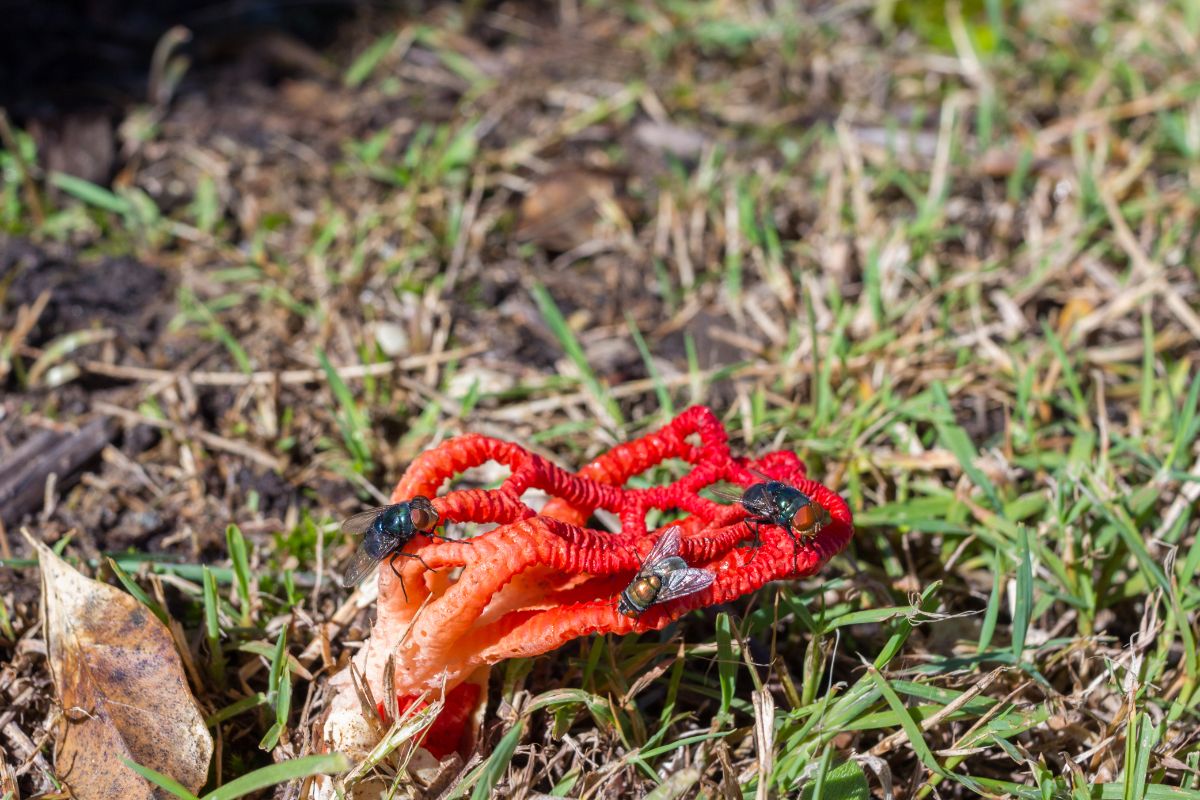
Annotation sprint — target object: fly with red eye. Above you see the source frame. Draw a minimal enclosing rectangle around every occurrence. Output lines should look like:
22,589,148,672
340,495,467,600
709,470,832,568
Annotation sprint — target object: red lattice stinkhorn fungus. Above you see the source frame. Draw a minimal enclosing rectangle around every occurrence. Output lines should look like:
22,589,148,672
319,406,852,768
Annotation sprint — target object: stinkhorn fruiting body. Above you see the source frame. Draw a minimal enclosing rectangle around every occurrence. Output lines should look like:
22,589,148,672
320,406,852,766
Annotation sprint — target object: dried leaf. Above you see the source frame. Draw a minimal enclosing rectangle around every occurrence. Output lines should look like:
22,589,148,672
28,533,213,800
515,168,628,252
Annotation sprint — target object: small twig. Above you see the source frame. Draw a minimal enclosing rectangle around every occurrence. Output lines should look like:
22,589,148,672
482,363,773,420
2,717,54,792
0,686,34,733
870,667,1005,756
92,403,282,470
0,418,116,527
297,582,376,668
1034,81,1194,151
18,342,488,388
0,290,51,383
1095,174,1200,342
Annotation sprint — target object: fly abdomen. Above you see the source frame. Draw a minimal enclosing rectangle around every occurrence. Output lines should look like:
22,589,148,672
618,575,662,617
363,529,395,560
741,482,771,511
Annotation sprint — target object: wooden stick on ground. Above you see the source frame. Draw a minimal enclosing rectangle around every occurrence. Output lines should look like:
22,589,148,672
0,418,117,528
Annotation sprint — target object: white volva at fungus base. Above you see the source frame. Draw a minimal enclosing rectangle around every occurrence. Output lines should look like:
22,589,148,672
313,615,490,799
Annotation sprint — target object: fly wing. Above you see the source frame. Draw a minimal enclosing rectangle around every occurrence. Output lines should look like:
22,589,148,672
642,526,683,566
747,467,776,483
711,485,775,518
706,486,747,504
341,544,383,588
340,507,386,535
654,568,716,603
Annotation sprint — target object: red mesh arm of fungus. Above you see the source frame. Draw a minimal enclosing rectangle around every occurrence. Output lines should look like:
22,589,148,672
324,406,852,760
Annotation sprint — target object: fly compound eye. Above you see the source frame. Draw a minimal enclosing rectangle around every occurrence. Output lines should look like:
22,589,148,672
410,505,438,531
792,503,818,532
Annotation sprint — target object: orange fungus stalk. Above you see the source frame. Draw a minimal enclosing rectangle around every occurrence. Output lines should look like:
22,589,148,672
319,406,852,762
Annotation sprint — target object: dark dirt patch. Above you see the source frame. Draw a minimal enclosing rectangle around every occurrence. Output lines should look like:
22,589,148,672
0,0,357,118
2,238,172,351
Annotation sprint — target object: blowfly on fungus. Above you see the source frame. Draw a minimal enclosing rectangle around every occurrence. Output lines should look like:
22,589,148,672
340,496,459,598
617,526,715,618
710,470,831,556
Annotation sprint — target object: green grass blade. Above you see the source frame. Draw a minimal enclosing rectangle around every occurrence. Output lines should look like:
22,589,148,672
0,596,13,641
205,693,268,727
550,769,581,797
345,31,398,87
865,667,945,778
530,282,623,428
1011,525,1034,662
202,565,229,687
1166,371,1200,472
637,730,732,761
1124,712,1161,800
266,625,288,702
1082,476,1170,593
715,611,736,724
1139,309,1155,425
807,743,834,800
50,172,131,214
626,313,673,416
317,347,373,471
121,759,200,800
225,524,253,627
202,565,221,641
107,558,169,625
801,756,870,800
468,722,524,800
930,382,1003,512
260,625,291,750
978,548,1003,654
201,754,350,800
1042,321,1088,421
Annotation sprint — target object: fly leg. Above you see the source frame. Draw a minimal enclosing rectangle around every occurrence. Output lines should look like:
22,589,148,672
396,552,438,572
426,531,472,545
387,552,440,603
781,527,802,574
736,518,766,562
386,556,409,604
747,520,761,563
421,518,472,545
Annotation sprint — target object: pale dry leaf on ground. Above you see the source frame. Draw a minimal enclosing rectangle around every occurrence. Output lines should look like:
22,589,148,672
515,168,633,252
27,532,213,800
